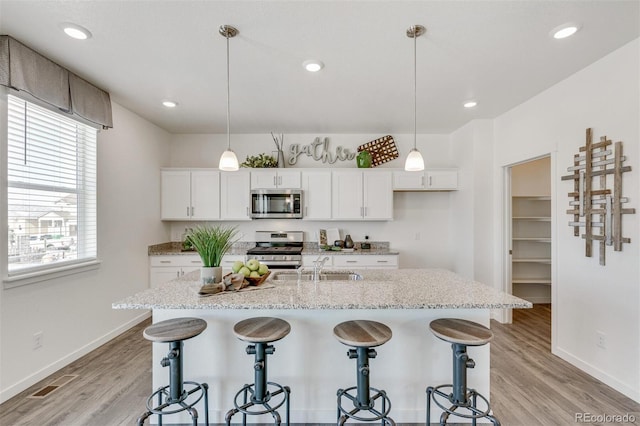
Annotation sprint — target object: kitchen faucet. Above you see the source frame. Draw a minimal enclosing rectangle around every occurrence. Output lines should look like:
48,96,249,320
312,256,330,282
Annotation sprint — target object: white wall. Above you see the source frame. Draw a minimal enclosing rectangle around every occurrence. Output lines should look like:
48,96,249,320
0,102,172,402
492,38,640,402
165,133,458,269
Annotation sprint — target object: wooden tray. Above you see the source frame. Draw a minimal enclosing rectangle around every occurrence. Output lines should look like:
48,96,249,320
246,271,271,286
358,135,399,167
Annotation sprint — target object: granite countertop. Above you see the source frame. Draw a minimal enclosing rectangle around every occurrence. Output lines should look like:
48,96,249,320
113,269,531,310
148,242,399,256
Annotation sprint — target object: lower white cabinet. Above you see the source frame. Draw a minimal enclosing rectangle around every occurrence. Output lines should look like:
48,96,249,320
302,254,398,270
149,255,203,288
149,254,246,288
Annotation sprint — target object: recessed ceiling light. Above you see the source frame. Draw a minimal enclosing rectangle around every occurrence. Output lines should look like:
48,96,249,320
463,101,478,108
60,23,92,40
162,100,178,108
303,60,324,72
551,23,580,39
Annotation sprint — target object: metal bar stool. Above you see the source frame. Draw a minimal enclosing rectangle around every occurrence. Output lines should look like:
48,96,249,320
426,318,500,426
137,317,209,426
225,317,291,425
334,320,395,426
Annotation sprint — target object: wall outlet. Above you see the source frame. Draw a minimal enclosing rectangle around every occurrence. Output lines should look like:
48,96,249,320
33,331,43,350
596,331,606,349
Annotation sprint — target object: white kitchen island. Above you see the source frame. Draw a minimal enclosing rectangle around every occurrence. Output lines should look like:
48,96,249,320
113,269,530,423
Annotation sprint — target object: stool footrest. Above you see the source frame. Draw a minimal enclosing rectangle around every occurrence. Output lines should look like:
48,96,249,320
427,385,500,425
226,382,290,424
337,386,394,424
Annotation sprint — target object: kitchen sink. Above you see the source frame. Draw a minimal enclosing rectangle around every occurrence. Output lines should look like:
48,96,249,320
271,271,363,281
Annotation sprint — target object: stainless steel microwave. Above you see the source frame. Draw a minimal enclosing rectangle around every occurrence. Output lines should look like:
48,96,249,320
250,189,303,219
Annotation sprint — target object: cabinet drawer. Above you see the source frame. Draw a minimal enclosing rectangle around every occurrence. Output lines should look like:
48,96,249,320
332,255,398,268
150,255,202,267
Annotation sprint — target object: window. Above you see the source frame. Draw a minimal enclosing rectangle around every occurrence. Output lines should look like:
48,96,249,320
7,95,97,277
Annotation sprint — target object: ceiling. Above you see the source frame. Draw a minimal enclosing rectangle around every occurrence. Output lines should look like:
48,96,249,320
0,1,638,135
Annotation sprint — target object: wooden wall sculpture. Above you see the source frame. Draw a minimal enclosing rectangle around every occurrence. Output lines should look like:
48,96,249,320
561,128,635,265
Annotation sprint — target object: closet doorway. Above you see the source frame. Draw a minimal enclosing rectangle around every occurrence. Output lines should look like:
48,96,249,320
510,156,552,306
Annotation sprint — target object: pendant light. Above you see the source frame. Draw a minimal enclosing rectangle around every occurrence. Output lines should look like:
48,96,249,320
218,25,239,171
404,25,426,172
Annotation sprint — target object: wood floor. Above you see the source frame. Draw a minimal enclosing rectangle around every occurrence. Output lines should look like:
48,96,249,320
0,305,638,425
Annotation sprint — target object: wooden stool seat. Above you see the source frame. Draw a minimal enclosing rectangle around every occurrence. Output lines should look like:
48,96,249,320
333,320,392,347
233,317,291,343
429,318,493,346
143,317,207,343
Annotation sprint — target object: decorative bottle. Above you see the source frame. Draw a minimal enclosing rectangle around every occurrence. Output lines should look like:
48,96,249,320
344,234,354,249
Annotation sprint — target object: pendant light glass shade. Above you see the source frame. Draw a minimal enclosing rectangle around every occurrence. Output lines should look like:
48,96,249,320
404,148,424,171
404,25,426,172
219,149,239,171
218,25,239,171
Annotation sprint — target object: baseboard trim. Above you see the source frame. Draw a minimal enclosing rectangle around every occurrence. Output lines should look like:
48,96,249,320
0,311,151,404
554,346,640,403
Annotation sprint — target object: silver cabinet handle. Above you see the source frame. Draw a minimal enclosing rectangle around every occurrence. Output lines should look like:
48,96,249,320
376,260,389,263
187,206,190,216
421,175,425,187
346,260,357,263
176,270,180,278
305,206,308,216
190,260,201,264
279,176,282,185
191,206,194,216
273,175,277,186
246,206,249,217
429,175,433,186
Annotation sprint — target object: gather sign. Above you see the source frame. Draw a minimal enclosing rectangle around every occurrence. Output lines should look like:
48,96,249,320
287,137,356,165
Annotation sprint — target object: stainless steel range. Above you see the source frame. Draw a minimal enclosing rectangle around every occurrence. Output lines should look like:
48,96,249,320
246,231,303,269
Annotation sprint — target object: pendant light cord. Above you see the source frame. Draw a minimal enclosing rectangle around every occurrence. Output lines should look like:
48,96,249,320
226,33,231,151
413,27,417,151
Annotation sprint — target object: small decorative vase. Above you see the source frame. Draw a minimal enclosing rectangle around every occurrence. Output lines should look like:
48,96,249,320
201,266,222,284
356,150,372,168
276,150,286,168
344,234,354,249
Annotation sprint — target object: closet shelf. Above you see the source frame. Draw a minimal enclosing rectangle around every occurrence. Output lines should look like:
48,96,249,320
512,237,551,242
512,279,552,285
512,258,551,264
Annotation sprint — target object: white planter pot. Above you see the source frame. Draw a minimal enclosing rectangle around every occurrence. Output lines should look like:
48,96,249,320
201,266,222,284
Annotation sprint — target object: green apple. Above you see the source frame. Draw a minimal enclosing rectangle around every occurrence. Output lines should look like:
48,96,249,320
231,260,244,273
258,263,269,276
246,259,260,271
249,271,261,278
238,266,251,277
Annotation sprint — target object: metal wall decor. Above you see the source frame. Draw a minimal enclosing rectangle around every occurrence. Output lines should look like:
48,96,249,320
287,137,356,165
561,128,635,265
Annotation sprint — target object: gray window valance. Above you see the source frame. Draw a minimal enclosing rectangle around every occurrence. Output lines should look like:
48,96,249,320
0,35,113,129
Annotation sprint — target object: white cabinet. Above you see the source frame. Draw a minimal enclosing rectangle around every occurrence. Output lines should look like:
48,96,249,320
301,171,332,220
149,255,203,288
332,171,393,220
332,255,399,269
161,170,220,220
220,171,251,220
251,170,301,189
393,169,458,191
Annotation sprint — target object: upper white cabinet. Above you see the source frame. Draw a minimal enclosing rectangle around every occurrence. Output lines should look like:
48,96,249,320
161,170,220,220
302,171,332,220
392,169,458,191
220,170,251,220
332,170,393,220
251,170,301,189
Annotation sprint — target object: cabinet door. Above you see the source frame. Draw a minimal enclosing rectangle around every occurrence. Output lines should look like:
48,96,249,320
250,171,277,189
392,171,425,190
191,171,220,220
220,171,251,220
332,171,363,220
161,171,191,220
363,172,393,220
426,170,458,190
149,267,182,288
302,171,332,220
277,171,301,189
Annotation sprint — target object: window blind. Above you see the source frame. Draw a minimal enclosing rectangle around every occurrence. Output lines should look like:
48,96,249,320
7,94,97,275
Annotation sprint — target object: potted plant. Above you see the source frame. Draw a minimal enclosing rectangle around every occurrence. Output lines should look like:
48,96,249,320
185,225,239,284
